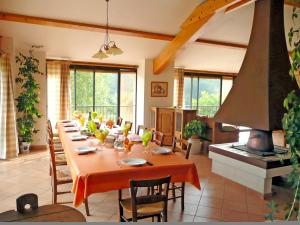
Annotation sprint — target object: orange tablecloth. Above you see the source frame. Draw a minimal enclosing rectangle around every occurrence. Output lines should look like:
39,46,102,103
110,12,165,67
57,122,200,207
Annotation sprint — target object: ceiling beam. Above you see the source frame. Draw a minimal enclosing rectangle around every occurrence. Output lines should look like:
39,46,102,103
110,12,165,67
285,0,300,7
225,0,255,13
153,14,214,74
226,0,300,13
154,0,245,74
181,0,239,29
0,11,247,51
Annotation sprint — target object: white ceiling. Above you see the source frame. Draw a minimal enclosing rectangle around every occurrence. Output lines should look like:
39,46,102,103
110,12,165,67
0,0,297,72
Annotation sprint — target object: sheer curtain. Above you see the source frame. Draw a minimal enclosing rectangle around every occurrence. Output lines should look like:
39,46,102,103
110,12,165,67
47,62,70,127
0,53,19,159
173,68,184,107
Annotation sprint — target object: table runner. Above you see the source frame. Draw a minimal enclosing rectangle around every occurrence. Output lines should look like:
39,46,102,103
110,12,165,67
57,122,200,207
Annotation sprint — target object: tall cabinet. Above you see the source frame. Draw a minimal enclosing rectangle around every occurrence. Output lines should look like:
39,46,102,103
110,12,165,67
150,107,197,145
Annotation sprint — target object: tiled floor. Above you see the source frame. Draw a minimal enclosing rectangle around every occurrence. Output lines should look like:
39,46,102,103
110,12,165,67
0,150,293,222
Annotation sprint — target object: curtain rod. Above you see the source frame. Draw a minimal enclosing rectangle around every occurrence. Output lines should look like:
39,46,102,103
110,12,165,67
47,58,138,70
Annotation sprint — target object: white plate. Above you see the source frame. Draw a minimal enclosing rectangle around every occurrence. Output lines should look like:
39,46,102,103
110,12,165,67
120,158,147,167
152,147,172,155
64,127,79,132
128,135,141,142
63,123,76,127
70,134,87,141
74,146,97,154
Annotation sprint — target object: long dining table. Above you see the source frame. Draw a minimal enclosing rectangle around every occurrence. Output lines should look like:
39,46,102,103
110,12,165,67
57,121,201,208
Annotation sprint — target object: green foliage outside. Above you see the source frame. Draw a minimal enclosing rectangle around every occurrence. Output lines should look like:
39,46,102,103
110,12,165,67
15,46,43,143
265,4,300,221
70,71,136,122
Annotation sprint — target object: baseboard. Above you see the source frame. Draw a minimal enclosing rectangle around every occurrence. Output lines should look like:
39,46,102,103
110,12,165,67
30,145,47,151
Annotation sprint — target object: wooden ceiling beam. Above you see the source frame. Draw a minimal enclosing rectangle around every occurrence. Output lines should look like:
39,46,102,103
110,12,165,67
181,0,239,29
153,14,214,74
0,11,247,50
226,0,300,13
225,0,255,13
154,0,245,74
285,0,300,8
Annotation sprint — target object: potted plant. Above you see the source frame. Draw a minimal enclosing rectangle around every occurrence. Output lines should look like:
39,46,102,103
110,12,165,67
15,46,43,153
184,120,207,154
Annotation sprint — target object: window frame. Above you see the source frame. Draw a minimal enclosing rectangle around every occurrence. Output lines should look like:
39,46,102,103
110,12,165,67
70,64,137,127
184,72,236,116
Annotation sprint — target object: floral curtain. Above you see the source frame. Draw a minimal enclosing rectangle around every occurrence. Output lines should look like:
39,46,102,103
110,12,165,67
0,54,19,159
47,62,70,127
174,68,185,107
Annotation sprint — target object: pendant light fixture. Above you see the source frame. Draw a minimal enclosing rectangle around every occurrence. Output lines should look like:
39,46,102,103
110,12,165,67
92,0,123,59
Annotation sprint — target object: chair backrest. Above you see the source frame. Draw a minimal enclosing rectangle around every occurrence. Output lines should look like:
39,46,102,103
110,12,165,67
136,125,145,135
117,117,123,126
129,176,171,219
48,138,57,182
47,119,54,139
16,193,38,214
124,121,133,131
172,137,192,159
152,131,164,146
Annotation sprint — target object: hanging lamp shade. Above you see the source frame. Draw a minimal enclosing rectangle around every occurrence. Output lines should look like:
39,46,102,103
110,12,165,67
92,50,108,59
92,0,123,59
109,44,123,56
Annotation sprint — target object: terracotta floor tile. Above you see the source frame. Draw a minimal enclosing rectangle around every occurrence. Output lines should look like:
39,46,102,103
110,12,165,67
196,205,222,220
168,212,195,222
222,209,249,222
248,213,266,222
222,200,247,213
247,203,270,215
199,196,223,209
202,189,224,199
0,150,294,222
193,216,222,222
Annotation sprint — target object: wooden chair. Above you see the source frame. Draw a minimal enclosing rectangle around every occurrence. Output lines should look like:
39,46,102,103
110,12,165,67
47,119,63,153
48,138,90,216
16,193,38,214
169,137,192,211
117,117,123,126
118,176,171,222
136,125,146,136
47,120,67,171
124,121,133,131
151,131,164,147
48,138,72,204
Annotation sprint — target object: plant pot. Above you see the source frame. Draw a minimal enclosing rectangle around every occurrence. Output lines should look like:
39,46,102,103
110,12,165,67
188,138,202,155
20,142,31,154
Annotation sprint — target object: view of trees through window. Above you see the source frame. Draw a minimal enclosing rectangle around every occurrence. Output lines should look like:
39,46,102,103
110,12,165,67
184,74,234,117
70,66,137,128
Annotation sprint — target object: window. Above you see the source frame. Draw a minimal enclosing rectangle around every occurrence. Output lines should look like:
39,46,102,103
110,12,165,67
183,73,235,117
70,65,137,128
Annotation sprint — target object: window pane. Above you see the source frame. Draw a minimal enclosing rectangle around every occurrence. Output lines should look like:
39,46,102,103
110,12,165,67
222,77,233,103
95,71,118,121
75,69,93,113
120,72,136,129
183,77,191,108
198,78,221,117
191,77,198,110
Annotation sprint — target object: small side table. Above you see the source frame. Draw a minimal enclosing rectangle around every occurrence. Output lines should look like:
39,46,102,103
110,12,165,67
0,204,86,222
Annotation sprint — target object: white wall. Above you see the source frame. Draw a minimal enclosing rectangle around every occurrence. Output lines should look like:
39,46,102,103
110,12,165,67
136,60,145,127
142,59,174,127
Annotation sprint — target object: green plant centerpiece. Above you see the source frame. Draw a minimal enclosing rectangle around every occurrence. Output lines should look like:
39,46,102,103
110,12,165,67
184,120,206,139
265,3,300,222
15,46,43,153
